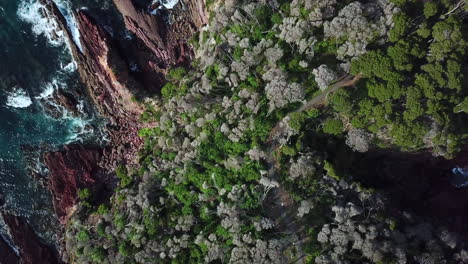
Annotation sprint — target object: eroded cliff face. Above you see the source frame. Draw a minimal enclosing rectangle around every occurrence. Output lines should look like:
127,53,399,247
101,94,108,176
113,0,208,90
0,0,207,262
44,145,103,224
20,0,207,260
36,0,207,226
38,0,145,224
2,212,62,264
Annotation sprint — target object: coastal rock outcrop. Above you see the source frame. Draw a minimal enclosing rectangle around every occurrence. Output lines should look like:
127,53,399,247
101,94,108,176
39,0,145,224
38,0,208,225
32,0,207,261
41,88,81,119
44,145,103,224
1,212,62,264
112,0,208,90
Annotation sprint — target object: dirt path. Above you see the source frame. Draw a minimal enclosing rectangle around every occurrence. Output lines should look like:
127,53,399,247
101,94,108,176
298,74,361,112
263,74,361,263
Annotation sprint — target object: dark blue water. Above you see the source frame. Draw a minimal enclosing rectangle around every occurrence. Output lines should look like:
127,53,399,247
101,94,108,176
0,0,154,249
0,0,107,246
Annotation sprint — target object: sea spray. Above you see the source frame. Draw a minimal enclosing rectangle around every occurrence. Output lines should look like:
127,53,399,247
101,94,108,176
17,0,65,47
0,0,106,250
36,80,59,99
5,88,33,108
150,0,180,15
54,0,84,52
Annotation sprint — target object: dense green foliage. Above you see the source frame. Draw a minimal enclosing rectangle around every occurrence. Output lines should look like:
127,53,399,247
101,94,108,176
341,0,468,156
65,1,468,264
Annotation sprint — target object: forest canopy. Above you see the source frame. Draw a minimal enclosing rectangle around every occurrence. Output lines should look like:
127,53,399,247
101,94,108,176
66,0,468,263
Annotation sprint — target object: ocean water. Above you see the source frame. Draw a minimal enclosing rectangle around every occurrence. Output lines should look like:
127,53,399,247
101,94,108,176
0,0,107,247
0,0,174,251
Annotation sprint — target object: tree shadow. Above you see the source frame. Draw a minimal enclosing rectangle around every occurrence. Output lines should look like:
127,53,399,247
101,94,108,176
348,147,468,241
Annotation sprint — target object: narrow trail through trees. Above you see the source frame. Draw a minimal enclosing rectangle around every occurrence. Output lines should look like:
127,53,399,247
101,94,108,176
263,74,361,263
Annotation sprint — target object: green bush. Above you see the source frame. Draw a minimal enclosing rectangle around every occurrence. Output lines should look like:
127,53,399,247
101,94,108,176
78,188,91,200
96,204,109,215
323,118,344,135
389,13,410,42
271,13,282,24
168,67,187,81
288,112,307,131
77,230,90,242
161,82,179,99
324,161,340,180
118,241,133,257
116,164,132,187
143,210,158,237
89,247,106,262
423,2,438,18
114,213,126,231
96,223,107,238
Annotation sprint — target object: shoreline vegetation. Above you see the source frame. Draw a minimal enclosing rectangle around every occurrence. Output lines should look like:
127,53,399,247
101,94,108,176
65,0,468,263
3,0,468,263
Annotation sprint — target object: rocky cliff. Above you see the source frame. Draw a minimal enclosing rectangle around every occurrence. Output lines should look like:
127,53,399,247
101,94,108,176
1,212,62,264
44,145,103,224
37,0,207,226
26,0,207,261
112,0,208,90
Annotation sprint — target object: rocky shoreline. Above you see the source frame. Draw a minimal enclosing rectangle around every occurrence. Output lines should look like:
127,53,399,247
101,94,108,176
1,212,62,264
0,0,207,263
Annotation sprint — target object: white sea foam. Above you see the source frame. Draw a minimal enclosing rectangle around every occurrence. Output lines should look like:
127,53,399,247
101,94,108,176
17,0,65,47
6,88,33,108
18,0,83,53
150,0,180,14
36,80,59,99
62,61,77,72
66,118,92,142
39,96,92,143
160,0,180,9
54,0,83,52
77,99,85,113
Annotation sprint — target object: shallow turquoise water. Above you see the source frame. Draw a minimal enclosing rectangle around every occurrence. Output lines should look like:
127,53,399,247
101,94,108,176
0,0,155,248
0,0,104,245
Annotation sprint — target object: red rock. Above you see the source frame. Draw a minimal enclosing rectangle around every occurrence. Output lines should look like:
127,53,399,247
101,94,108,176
113,0,208,90
44,145,102,224
37,0,209,226
36,0,207,258
41,89,80,119
2,212,62,264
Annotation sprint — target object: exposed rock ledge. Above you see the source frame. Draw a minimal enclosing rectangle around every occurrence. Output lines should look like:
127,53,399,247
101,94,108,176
1,212,62,264
44,145,103,224
113,0,208,90
15,0,208,261
38,0,207,226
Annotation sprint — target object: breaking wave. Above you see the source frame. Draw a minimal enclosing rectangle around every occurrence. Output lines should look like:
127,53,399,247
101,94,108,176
17,0,65,47
6,88,33,108
17,0,83,52
36,80,58,99
54,0,84,52
62,61,77,73
150,0,180,15
159,0,180,9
